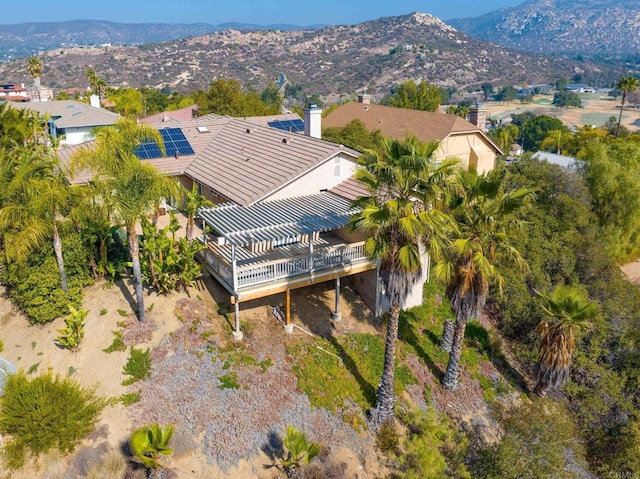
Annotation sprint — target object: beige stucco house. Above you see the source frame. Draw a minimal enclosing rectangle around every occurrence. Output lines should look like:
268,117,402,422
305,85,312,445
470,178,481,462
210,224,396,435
322,95,502,174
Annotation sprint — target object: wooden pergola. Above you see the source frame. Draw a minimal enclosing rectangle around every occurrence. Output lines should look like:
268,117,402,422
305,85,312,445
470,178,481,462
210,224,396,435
197,193,378,340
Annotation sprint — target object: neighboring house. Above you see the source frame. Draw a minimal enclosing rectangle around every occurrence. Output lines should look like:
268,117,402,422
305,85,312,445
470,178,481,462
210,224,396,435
59,110,382,339
0,83,29,102
532,151,581,169
26,83,54,102
323,95,502,174
11,97,119,145
510,143,523,156
140,105,199,124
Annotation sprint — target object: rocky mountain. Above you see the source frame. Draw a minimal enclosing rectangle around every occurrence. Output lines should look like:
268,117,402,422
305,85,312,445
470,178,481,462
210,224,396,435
449,0,640,59
0,19,323,62
0,12,601,97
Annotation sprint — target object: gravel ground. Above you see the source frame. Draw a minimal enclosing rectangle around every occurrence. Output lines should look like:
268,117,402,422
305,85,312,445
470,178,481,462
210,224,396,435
128,298,371,471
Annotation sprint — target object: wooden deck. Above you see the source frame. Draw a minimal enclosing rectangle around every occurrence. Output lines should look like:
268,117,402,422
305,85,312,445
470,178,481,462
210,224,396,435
199,232,376,302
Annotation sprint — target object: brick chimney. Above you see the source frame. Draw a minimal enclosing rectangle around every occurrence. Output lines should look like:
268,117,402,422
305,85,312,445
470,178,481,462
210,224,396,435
469,102,487,132
357,93,372,104
303,104,322,139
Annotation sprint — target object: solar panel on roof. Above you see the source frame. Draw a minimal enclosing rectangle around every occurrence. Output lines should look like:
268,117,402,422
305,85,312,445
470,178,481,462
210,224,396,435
134,127,195,160
268,119,305,133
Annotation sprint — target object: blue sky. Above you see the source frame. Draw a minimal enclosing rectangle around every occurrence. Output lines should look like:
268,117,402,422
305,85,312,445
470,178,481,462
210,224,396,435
1,0,524,26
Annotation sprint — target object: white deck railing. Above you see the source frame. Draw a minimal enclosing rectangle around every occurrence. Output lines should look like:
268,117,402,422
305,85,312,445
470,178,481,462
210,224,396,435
204,241,369,291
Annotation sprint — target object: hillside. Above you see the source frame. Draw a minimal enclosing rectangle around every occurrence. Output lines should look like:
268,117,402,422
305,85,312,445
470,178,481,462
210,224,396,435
449,0,640,59
0,12,598,97
0,19,323,63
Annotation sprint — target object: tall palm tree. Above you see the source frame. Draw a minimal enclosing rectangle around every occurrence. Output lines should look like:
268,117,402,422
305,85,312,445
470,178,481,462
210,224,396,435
27,57,43,102
183,183,212,241
72,118,180,322
0,147,71,291
615,76,639,139
349,136,459,426
435,167,535,391
533,285,598,397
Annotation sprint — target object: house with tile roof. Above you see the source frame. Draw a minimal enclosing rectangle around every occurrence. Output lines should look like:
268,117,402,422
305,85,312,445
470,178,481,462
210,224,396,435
11,99,119,145
323,95,502,174
60,110,378,339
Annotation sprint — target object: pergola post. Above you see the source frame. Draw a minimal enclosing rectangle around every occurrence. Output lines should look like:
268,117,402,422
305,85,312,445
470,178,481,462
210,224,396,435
308,240,314,272
202,218,206,244
284,288,293,334
331,276,342,321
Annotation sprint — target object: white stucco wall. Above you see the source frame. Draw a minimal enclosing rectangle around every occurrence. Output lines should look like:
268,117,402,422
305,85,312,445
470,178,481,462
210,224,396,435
261,153,358,202
61,127,95,145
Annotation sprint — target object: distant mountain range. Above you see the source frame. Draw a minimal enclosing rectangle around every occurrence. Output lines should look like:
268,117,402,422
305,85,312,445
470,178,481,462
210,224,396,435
0,12,601,98
449,0,640,59
0,20,325,62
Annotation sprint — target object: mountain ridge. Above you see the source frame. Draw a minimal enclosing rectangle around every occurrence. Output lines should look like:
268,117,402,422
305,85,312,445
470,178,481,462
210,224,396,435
0,12,608,97
448,0,640,59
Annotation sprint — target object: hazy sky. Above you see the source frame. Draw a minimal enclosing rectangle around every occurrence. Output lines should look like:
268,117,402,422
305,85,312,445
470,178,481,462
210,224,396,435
0,0,524,26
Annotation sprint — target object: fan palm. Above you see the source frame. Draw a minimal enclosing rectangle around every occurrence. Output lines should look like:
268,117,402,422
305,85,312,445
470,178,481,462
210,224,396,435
27,57,43,101
72,118,181,322
183,183,212,241
615,76,639,139
435,167,535,390
533,285,598,396
349,136,459,426
0,146,71,291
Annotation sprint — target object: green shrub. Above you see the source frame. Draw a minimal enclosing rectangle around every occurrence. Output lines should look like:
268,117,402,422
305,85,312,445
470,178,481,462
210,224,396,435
99,308,108,316
139,215,205,293
0,339,3,353
56,306,87,352
376,420,401,455
1,228,92,324
218,371,240,390
103,330,126,353
393,409,471,479
0,370,107,469
120,392,141,406
471,399,587,478
117,309,129,317
122,347,151,385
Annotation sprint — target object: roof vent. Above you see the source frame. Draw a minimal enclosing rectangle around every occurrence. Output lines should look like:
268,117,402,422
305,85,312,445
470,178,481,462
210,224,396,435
246,128,251,133
174,152,179,159
196,126,209,133
282,137,292,144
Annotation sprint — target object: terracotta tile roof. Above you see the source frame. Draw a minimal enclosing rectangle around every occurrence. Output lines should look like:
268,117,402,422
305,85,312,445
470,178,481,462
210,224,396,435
140,105,198,124
323,102,483,143
185,117,359,206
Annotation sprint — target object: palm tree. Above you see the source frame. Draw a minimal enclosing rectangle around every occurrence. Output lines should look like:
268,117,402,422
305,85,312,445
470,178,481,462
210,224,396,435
435,167,535,391
72,118,180,322
533,285,598,397
183,183,212,241
129,423,174,478
540,129,574,155
615,76,639,139
349,136,459,426
0,147,71,292
27,57,43,102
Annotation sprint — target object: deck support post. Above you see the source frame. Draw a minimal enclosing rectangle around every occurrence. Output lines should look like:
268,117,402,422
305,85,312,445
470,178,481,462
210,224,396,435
232,299,243,341
284,288,293,334
309,240,314,272
202,218,206,244
374,261,382,318
331,276,342,321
